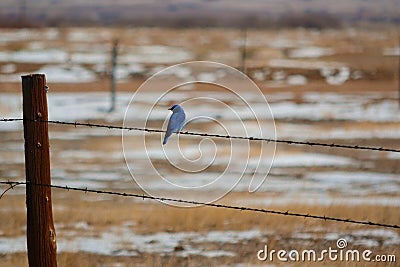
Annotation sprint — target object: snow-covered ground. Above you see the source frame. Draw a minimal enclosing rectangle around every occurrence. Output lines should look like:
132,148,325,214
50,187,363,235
1,225,398,256
0,27,399,260
0,226,260,256
1,91,399,132
1,28,392,87
1,91,399,201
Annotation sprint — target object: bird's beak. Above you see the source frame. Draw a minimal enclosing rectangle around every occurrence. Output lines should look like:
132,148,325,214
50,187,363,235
168,107,172,110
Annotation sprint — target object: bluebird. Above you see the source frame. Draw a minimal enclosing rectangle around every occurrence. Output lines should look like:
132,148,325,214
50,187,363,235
163,104,186,145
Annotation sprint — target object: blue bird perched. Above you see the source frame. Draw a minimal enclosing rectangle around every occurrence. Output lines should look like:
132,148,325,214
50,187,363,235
163,104,186,145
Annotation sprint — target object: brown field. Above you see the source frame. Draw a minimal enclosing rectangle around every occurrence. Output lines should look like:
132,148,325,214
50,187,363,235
0,192,399,266
0,26,399,266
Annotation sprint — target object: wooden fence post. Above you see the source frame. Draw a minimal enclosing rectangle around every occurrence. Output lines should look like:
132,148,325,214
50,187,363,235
22,74,57,267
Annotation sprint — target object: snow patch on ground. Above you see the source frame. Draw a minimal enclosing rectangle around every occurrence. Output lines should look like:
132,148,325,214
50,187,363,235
288,46,334,58
0,49,68,63
383,47,400,56
0,228,261,257
39,65,97,83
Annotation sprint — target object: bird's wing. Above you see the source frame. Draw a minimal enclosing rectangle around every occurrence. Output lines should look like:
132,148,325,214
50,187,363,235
167,113,179,132
163,113,179,144
163,109,186,145
175,110,186,131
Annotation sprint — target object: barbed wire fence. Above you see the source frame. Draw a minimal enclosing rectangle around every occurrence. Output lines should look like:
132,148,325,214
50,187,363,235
2,118,400,153
0,181,399,229
1,117,400,229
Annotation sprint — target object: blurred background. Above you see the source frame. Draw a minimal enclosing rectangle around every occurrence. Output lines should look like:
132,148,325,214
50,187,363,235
0,1,399,266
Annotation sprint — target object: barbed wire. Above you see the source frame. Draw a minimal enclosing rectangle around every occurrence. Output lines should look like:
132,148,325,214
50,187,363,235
0,181,399,229
1,118,400,153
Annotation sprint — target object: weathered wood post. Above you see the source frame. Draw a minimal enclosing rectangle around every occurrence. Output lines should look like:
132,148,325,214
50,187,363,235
22,74,57,266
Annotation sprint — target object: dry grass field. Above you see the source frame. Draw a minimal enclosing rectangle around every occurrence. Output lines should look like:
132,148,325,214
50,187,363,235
0,26,399,266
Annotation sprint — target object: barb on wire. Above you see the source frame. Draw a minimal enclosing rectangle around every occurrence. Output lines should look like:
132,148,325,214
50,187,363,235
0,181,17,200
0,181,399,229
0,118,23,122
1,118,400,153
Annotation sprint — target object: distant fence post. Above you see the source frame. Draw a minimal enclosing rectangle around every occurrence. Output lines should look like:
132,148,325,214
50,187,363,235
22,74,58,267
240,28,247,74
109,38,119,113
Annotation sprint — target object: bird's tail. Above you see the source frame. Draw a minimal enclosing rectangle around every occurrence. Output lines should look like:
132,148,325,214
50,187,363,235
163,135,170,145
